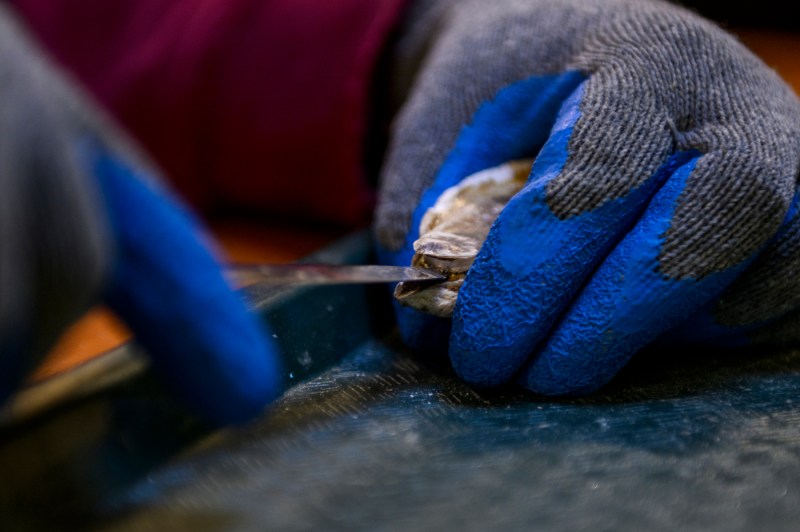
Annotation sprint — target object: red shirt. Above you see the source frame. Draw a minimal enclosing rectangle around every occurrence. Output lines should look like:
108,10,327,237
12,0,408,226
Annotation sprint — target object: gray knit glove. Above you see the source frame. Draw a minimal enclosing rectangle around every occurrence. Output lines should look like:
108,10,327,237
375,0,800,395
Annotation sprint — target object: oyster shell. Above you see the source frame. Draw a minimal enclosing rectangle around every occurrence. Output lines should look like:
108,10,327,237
394,160,533,317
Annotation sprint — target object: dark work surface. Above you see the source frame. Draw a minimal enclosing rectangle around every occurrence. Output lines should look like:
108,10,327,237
96,341,800,532
3,232,800,531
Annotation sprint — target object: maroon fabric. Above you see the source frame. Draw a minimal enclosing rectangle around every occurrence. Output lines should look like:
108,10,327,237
12,0,408,226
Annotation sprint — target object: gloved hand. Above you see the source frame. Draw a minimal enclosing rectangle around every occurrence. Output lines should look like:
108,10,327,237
375,0,800,395
0,7,280,425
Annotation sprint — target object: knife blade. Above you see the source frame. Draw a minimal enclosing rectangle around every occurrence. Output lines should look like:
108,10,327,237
226,264,447,288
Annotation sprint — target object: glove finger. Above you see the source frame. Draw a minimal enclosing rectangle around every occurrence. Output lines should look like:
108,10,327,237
85,140,281,426
450,79,677,387
378,70,586,267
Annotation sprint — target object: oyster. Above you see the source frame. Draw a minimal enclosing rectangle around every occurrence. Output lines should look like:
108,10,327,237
394,160,533,317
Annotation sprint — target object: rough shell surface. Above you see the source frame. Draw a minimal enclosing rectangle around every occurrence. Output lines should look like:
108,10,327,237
394,160,532,317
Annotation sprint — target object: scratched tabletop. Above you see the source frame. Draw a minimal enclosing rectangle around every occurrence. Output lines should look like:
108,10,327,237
101,331,800,531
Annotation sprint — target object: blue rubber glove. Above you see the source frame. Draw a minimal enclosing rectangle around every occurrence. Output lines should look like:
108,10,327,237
0,8,280,425
375,0,800,394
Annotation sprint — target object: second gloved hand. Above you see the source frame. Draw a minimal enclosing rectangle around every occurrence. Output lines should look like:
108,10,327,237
0,7,280,425
375,0,800,394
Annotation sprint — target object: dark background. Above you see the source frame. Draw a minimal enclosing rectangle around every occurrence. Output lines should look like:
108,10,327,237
679,1,799,31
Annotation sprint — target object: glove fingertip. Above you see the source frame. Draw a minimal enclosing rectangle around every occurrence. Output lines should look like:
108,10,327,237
518,342,624,397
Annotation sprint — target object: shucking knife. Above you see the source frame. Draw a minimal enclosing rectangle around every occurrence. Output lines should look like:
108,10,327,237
226,264,447,288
